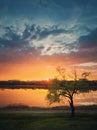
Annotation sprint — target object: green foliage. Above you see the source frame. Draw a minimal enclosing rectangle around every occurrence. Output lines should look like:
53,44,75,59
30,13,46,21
47,67,97,117
47,78,97,106
47,79,77,104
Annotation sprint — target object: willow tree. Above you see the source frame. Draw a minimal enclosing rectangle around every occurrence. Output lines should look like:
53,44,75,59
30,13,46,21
47,67,97,117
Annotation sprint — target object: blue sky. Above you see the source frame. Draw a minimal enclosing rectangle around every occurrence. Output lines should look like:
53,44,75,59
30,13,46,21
0,0,97,80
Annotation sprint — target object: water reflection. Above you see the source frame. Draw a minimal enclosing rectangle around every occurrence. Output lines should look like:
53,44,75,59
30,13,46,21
0,89,48,107
0,89,97,107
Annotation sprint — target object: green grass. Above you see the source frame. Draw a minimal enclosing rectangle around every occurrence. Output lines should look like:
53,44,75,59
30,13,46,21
0,112,97,130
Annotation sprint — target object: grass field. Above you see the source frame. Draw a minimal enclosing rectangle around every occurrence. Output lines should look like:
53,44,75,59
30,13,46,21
0,111,97,130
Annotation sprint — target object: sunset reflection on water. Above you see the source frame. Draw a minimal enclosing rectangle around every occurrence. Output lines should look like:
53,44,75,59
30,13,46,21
0,89,97,107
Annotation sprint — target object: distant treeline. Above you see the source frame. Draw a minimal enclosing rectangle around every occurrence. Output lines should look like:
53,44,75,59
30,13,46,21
0,104,97,111
0,80,49,89
0,80,97,89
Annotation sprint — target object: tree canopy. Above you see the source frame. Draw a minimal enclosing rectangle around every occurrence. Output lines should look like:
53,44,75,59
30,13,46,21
47,67,97,117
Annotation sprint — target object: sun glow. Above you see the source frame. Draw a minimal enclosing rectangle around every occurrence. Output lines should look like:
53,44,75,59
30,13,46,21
0,61,58,81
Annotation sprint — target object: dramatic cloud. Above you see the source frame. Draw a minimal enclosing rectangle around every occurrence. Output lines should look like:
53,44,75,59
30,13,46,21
0,0,97,80
0,24,78,61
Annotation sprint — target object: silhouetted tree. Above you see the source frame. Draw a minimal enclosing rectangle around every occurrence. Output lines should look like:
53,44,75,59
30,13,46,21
47,67,97,117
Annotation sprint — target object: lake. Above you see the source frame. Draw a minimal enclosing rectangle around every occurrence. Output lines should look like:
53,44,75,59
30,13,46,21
0,88,97,107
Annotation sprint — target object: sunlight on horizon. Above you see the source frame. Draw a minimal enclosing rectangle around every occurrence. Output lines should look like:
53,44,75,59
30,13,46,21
0,65,97,81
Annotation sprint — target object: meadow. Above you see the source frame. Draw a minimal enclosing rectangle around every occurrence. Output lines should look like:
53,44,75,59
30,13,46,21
0,108,97,130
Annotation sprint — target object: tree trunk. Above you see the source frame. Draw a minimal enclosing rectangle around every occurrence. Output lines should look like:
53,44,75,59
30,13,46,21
69,96,75,117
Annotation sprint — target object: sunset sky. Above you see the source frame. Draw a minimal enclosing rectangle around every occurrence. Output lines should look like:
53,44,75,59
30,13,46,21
0,0,97,80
